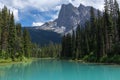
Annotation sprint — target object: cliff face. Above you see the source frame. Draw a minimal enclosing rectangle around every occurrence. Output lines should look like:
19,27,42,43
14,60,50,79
36,3,99,34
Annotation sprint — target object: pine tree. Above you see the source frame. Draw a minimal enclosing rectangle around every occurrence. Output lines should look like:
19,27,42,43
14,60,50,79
23,28,31,58
8,12,16,58
89,7,96,53
76,25,81,59
0,6,12,59
61,35,66,58
1,6,9,54
15,23,23,58
0,11,3,57
71,30,76,59
65,34,72,58
118,12,120,41
104,0,111,55
84,22,90,56
114,0,119,43
108,0,114,55
96,10,104,60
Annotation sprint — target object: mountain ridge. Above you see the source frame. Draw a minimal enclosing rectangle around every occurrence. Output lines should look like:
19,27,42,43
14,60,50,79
34,3,100,34
26,3,101,45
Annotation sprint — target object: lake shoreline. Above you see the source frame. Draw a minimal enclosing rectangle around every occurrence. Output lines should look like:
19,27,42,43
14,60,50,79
0,58,120,66
0,57,56,66
0,58,33,66
68,59,120,66
57,58,120,66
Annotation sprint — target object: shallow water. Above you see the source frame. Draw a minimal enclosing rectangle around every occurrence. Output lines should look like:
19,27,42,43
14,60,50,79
0,59,120,80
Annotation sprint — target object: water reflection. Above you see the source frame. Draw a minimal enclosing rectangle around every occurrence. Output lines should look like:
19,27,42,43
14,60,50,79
0,59,120,80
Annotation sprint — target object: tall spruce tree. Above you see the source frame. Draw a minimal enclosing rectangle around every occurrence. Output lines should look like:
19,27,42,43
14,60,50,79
104,0,111,55
23,28,31,58
118,11,120,41
76,25,81,59
61,35,66,58
72,30,76,59
89,7,96,53
0,11,3,57
8,12,16,59
15,23,23,58
65,33,72,58
114,0,119,43
1,6,9,54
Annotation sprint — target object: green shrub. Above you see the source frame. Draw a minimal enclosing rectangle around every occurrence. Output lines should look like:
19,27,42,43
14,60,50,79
83,52,97,62
100,55,108,63
110,55,120,63
83,55,89,61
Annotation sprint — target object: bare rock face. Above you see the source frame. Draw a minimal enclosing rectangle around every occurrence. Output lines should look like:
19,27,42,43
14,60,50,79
36,3,99,34
56,3,80,31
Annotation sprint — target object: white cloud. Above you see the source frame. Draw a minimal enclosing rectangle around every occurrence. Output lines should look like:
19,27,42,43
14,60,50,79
0,2,4,9
32,22,44,26
1,0,120,12
0,2,19,21
53,5,61,11
0,0,120,26
0,0,62,11
10,8,19,21
69,0,104,10
69,0,120,10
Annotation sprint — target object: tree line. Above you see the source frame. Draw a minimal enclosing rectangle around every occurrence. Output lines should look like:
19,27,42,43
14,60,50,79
0,6,32,61
61,0,120,63
31,43,61,58
0,6,62,61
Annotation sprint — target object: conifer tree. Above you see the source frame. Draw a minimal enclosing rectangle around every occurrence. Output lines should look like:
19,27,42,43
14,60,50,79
65,34,72,58
15,23,23,58
0,11,3,56
23,28,31,58
76,25,81,59
8,12,16,59
89,7,96,53
72,30,76,59
61,35,66,57
1,6,9,53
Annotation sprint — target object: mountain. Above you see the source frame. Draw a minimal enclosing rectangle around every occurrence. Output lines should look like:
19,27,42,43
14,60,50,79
35,3,99,34
27,4,100,45
26,27,62,46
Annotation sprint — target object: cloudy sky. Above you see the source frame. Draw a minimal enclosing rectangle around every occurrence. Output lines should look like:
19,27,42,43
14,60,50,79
0,0,120,26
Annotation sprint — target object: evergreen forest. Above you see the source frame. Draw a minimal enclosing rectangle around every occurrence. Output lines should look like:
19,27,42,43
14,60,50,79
61,0,120,63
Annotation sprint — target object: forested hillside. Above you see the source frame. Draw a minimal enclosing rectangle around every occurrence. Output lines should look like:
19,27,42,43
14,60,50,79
26,27,61,46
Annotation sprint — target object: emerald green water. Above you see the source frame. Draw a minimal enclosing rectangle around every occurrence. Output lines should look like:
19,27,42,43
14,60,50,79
0,59,120,80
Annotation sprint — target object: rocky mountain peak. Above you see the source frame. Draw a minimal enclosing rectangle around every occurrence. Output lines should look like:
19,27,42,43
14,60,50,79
56,3,80,31
36,3,100,34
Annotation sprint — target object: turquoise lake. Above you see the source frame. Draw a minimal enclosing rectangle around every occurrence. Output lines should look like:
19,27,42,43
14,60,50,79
0,59,120,80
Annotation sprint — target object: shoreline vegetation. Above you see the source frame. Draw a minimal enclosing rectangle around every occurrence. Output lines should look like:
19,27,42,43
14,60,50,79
69,59,120,66
59,58,120,66
0,57,55,66
0,57,120,66
0,57,32,65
